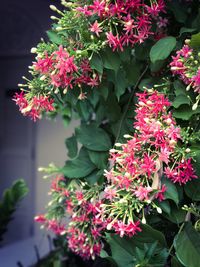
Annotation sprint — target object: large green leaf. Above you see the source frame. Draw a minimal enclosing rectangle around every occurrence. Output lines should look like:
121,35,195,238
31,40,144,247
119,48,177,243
88,150,108,169
173,95,190,108
150,36,176,63
106,224,167,267
76,123,112,151
65,135,78,159
173,105,200,120
62,147,96,178
174,222,200,267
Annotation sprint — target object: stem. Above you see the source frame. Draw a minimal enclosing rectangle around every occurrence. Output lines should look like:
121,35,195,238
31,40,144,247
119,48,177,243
168,222,185,256
168,211,190,256
115,64,149,143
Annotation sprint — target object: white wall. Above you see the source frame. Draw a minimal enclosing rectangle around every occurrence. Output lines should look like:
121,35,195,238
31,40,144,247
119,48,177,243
34,117,79,235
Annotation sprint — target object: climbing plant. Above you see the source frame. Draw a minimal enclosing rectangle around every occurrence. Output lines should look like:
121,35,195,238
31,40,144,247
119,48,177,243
15,1,200,266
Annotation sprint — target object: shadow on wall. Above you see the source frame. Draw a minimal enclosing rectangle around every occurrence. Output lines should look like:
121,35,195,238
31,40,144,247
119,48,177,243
0,0,69,247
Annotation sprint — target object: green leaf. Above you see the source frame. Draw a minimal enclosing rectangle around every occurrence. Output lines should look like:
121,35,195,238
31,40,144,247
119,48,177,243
85,170,99,184
179,27,196,37
90,53,103,74
173,80,187,97
123,59,140,86
163,177,179,205
0,179,28,242
115,68,128,100
102,48,121,72
171,256,184,267
157,200,171,215
106,224,167,267
173,95,190,108
173,105,200,120
190,32,200,49
150,36,176,63
105,92,121,122
174,222,200,267
88,150,108,169
150,60,165,73
65,135,78,159
184,179,200,201
168,2,187,23
76,100,92,121
46,30,62,45
76,123,112,151
62,147,96,178
98,83,109,100
165,205,186,224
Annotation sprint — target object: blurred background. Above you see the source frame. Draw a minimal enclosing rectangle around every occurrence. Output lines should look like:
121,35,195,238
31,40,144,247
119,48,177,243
0,0,76,265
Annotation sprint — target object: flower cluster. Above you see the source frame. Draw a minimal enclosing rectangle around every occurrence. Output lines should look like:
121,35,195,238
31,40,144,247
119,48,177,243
13,92,55,121
170,43,200,109
35,90,197,260
99,90,196,228
15,1,167,121
33,46,99,94
36,177,104,260
76,0,166,50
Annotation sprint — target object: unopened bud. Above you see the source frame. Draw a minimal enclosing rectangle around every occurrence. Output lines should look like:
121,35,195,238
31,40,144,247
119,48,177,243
50,5,57,11
185,148,191,153
30,47,37,53
115,143,122,147
192,102,198,111
123,134,132,138
110,149,117,153
157,207,162,214
166,118,172,125
142,217,146,224
106,223,113,230
50,16,58,20
56,26,63,31
185,39,191,45
40,75,46,81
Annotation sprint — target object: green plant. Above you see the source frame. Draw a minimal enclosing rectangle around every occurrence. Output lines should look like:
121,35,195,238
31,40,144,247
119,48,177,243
0,179,28,243
14,1,200,266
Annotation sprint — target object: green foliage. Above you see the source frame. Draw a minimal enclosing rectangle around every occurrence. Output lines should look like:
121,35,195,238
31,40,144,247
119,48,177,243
150,36,176,63
17,1,200,266
65,135,78,159
106,224,167,267
174,222,200,267
75,123,111,151
163,177,179,205
62,147,96,178
190,32,200,48
0,179,28,242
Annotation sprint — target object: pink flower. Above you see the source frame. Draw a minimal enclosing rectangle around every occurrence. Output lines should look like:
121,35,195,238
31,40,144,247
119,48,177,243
90,21,102,36
134,186,152,201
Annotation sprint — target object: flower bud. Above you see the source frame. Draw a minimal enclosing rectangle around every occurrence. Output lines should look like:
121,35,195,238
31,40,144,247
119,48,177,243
30,47,37,53
141,217,146,224
157,207,162,214
185,148,191,153
50,5,57,11
192,102,198,111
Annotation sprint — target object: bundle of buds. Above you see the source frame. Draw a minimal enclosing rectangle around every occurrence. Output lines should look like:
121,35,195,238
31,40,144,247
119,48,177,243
170,41,200,109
